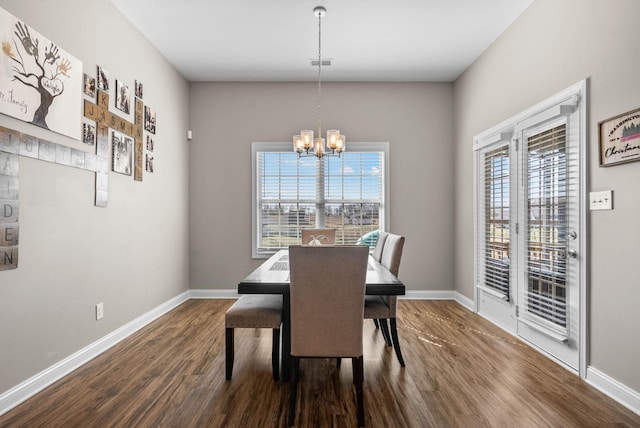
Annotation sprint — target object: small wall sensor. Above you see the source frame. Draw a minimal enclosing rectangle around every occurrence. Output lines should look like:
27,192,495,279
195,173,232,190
187,130,193,140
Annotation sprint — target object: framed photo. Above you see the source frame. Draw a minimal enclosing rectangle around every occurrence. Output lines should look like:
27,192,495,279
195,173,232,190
599,107,640,167
115,79,131,114
83,73,96,97
83,122,96,145
145,154,154,173
146,134,154,151
97,65,109,92
135,80,143,99
111,130,132,175
144,105,156,134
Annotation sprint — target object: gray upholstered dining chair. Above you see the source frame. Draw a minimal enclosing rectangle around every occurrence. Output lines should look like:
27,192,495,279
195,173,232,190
300,228,336,245
225,294,282,380
364,233,406,367
370,230,389,330
288,245,369,427
372,230,389,262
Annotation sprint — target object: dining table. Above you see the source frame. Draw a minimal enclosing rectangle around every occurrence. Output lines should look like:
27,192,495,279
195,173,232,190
237,248,405,381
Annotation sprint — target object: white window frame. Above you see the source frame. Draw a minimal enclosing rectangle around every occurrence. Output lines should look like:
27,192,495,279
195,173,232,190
251,141,389,258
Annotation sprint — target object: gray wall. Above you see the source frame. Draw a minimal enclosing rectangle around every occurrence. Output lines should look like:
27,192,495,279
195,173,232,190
454,0,640,392
0,0,189,394
188,82,455,293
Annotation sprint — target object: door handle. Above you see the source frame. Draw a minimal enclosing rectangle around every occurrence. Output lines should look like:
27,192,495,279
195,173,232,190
567,248,577,259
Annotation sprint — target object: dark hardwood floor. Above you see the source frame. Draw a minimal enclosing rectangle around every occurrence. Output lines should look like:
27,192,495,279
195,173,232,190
1,299,639,427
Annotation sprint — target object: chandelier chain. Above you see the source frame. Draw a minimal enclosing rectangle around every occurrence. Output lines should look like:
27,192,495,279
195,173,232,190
317,10,322,138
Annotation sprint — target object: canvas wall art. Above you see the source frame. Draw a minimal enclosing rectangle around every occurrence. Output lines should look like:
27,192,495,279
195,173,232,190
0,7,82,140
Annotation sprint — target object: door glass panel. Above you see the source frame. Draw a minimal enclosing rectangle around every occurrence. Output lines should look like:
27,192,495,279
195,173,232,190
484,146,510,298
526,125,567,329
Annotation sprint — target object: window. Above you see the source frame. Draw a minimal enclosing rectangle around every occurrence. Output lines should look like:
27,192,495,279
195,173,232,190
252,142,388,257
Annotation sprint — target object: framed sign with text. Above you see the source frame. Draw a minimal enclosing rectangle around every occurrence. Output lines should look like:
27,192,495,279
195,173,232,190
599,107,640,167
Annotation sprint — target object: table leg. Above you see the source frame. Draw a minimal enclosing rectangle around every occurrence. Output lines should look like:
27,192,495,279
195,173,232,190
281,292,291,381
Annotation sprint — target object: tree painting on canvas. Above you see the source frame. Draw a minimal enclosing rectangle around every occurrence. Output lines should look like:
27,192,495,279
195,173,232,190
0,7,82,139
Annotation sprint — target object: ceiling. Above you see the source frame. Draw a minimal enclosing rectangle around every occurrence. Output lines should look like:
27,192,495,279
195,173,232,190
109,0,534,82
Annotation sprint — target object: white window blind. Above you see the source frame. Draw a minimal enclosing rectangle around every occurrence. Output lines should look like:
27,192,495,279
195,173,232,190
476,143,511,300
523,124,568,329
253,142,387,256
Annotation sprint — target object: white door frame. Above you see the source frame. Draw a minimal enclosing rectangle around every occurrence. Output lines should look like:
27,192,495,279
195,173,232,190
473,79,588,378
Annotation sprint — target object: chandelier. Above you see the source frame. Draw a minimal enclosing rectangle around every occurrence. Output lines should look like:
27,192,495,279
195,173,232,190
293,6,345,159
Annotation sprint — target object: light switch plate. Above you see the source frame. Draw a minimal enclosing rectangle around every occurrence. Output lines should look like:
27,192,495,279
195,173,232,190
589,190,613,210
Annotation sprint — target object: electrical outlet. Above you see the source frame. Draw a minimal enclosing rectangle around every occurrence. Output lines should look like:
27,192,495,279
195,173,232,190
589,190,613,210
96,302,104,320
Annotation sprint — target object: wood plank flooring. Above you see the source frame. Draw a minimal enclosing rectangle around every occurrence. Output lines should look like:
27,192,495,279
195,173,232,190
1,299,639,427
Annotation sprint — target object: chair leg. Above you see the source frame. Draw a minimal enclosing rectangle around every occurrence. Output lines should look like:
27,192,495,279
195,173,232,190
337,357,342,368
378,319,392,347
288,356,300,427
373,319,379,329
225,327,234,380
389,318,405,367
272,328,280,380
354,356,365,427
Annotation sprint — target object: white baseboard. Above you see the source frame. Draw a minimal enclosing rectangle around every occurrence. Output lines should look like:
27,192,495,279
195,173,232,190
403,290,474,311
453,291,474,310
403,290,455,300
189,289,238,299
0,291,190,417
586,366,640,416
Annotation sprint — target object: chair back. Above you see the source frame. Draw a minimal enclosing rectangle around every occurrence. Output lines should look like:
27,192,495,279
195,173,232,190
372,230,389,262
379,233,405,318
289,245,369,357
381,233,405,277
301,228,336,245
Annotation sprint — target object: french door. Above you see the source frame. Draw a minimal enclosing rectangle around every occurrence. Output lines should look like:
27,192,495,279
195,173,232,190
474,82,587,374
